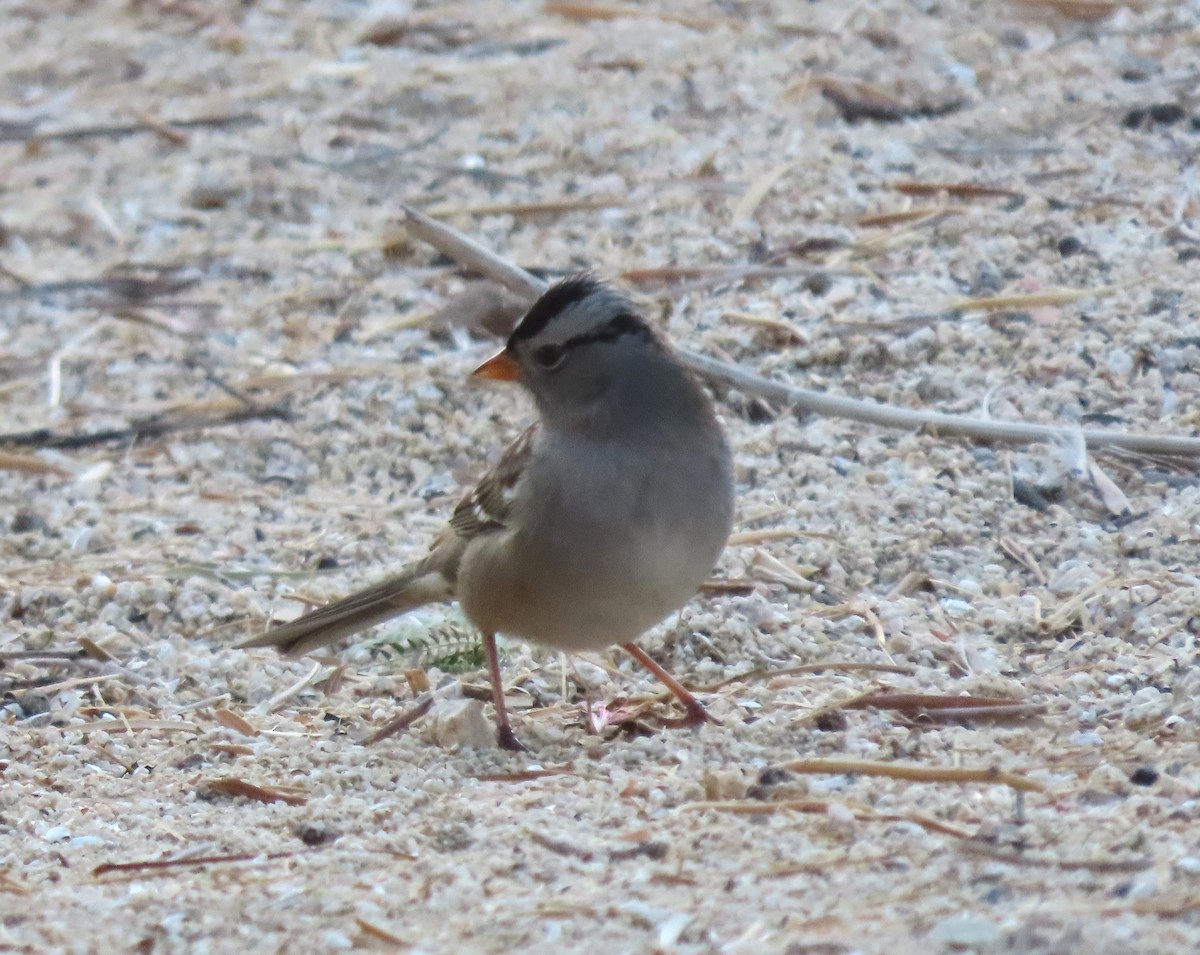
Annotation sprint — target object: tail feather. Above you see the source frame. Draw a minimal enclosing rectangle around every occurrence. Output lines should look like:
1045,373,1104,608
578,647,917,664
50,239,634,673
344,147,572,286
237,567,455,657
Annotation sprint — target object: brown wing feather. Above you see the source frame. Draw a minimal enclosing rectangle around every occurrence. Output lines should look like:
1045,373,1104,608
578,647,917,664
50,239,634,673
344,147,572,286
448,424,536,540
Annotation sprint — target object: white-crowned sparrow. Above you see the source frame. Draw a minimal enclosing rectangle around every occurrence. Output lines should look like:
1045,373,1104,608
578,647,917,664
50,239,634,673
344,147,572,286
239,274,735,749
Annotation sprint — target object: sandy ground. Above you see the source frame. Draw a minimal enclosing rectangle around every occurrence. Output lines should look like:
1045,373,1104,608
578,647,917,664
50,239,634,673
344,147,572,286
3,1,1200,952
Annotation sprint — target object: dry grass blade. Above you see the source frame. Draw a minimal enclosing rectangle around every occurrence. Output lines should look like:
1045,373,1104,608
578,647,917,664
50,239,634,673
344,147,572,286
7,661,150,692
775,757,1045,793
1037,574,1116,635
808,600,891,659
0,112,260,145
0,871,30,894
843,691,1046,723
77,637,115,662
527,829,668,862
253,661,324,716
699,578,756,595
203,777,308,806
722,310,808,344
209,743,254,757
1010,0,1123,21
1088,458,1132,515
0,271,198,305
731,161,799,223
425,197,626,218
791,687,882,727
474,766,578,782
74,718,197,734
950,287,1106,311
0,403,290,451
997,536,1049,584
360,694,434,745
900,702,1046,722
355,917,412,947
527,830,597,860
359,14,476,49
680,798,840,815
961,840,1153,872
619,264,836,285
888,813,975,839
844,691,1031,711
543,2,730,29
766,662,915,678
680,800,974,838
213,708,258,737
727,529,817,546
748,550,819,592
94,850,302,878
0,451,69,477
1103,894,1200,917
133,109,189,145
892,180,1022,200
854,207,964,229
675,662,913,698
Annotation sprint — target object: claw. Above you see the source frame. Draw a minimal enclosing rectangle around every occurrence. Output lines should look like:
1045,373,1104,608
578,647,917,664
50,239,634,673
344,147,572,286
496,725,527,752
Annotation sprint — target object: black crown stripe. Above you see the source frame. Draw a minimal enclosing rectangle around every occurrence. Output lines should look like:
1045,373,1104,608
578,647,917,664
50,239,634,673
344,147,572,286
507,273,607,345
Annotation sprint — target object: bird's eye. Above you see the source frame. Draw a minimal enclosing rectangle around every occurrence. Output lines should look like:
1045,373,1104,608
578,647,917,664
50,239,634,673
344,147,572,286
532,344,567,370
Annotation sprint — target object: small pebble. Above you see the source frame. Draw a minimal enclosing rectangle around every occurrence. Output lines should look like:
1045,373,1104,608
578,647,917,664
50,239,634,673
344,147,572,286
429,698,494,749
930,916,1001,946
1057,235,1082,257
1129,767,1159,787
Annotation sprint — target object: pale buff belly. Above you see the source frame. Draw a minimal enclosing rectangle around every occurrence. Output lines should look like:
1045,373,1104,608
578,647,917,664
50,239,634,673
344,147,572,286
456,530,712,651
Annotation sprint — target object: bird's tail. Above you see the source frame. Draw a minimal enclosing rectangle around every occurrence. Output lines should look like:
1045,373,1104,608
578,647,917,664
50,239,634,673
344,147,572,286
236,565,455,657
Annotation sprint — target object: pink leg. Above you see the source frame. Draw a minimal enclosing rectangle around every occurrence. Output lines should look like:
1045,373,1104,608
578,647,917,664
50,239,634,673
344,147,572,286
621,642,720,728
484,633,525,751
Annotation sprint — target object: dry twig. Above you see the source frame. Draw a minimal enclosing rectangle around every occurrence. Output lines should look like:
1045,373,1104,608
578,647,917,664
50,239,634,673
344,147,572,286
775,757,1045,793
842,691,1047,723
360,694,435,745
0,112,259,145
961,840,1152,872
400,204,1200,458
0,403,291,451
681,799,974,839
203,778,308,806
94,850,302,878
543,2,730,29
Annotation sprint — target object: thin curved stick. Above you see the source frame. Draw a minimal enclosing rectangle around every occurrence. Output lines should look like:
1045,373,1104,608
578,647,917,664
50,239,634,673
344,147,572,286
400,205,1200,458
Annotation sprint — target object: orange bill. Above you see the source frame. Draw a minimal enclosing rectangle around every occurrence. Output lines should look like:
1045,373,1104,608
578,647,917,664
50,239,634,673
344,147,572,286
472,349,522,381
